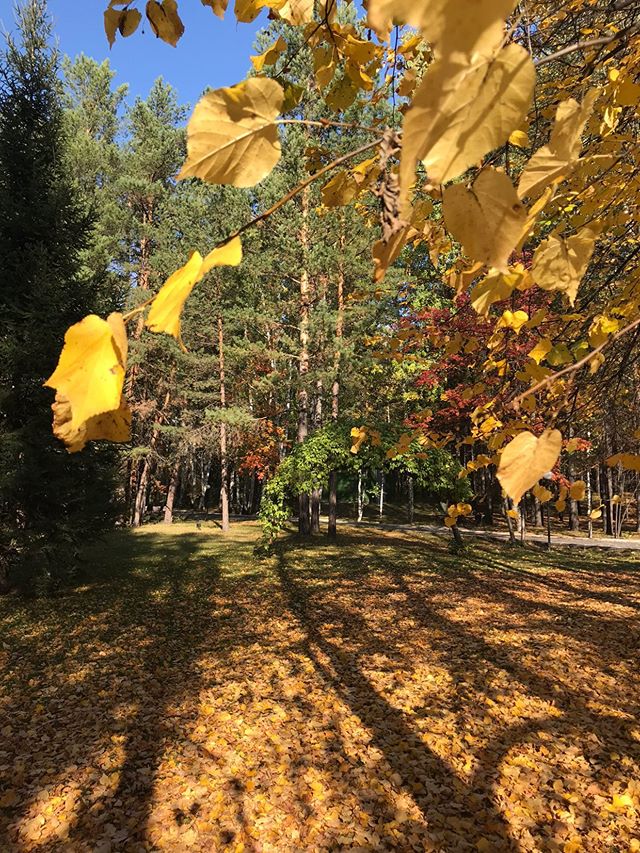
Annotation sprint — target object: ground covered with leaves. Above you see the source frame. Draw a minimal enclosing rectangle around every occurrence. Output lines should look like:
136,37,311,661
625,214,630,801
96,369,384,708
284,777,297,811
1,524,639,852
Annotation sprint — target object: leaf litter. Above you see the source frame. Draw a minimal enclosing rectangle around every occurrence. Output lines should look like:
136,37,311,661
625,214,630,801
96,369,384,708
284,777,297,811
0,523,638,851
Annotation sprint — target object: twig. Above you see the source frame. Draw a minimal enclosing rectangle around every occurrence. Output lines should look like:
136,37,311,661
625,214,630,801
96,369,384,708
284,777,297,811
278,118,385,136
511,314,640,407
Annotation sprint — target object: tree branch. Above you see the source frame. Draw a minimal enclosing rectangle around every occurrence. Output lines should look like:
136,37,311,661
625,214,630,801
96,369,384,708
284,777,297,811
511,315,640,407
534,23,639,67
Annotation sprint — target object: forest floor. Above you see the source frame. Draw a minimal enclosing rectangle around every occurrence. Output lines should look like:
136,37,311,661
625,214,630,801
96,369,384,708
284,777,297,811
1,523,639,852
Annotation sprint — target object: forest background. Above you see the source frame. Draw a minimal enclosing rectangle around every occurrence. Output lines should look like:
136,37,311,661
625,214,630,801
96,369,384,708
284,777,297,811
1,0,639,593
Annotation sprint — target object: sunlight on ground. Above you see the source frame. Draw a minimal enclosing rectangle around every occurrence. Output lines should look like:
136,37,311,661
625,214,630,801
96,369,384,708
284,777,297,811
1,524,639,851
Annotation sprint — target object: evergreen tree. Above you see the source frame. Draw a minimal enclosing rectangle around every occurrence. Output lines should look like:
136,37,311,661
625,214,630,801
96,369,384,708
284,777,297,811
0,0,117,592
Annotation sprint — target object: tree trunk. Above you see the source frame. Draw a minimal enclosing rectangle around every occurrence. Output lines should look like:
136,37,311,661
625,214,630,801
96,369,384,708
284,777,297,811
311,381,322,533
311,487,321,533
407,474,414,524
297,184,312,536
163,461,180,524
133,455,152,527
586,466,593,539
568,445,579,530
357,471,364,522
505,498,517,544
605,463,615,536
379,470,385,519
328,472,338,538
0,551,10,595
217,304,230,533
534,495,543,527
328,224,345,539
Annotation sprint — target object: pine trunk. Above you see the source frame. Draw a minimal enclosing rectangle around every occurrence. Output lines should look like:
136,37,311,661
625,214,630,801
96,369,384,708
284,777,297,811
133,455,152,527
328,224,345,539
217,303,230,532
297,185,311,536
163,461,179,524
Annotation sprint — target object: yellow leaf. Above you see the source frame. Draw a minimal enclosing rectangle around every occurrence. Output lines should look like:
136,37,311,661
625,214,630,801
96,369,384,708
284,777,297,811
563,838,582,853
589,315,618,348
325,75,358,111
616,77,640,106
145,0,184,46
531,226,598,306
45,313,127,429
497,429,562,505
372,227,410,283
589,508,602,520
506,508,518,519
610,792,634,811
546,343,573,366
528,338,552,364
444,516,457,527
146,252,205,342
201,235,243,275
52,394,131,453
104,7,121,47
569,480,586,501
508,128,528,147
443,168,526,271
555,499,566,512
276,0,313,25
532,483,553,503
178,78,283,188
251,36,287,71
104,6,142,46
518,91,597,199
607,453,640,472
400,44,534,204
367,0,516,57
497,309,528,332
234,0,264,23
398,69,416,97
120,7,142,36
470,270,514,316
321,170,358,208
201,0,228,19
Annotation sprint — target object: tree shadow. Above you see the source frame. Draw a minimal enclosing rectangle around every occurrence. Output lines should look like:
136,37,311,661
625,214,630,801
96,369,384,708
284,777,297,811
0,530,252,850
274,547,521,851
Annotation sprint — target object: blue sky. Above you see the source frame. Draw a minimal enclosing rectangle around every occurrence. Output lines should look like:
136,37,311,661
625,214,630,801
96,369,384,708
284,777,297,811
0,1,267,107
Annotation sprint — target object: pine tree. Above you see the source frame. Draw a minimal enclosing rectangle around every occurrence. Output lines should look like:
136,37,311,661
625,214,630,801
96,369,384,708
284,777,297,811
0,0,117,592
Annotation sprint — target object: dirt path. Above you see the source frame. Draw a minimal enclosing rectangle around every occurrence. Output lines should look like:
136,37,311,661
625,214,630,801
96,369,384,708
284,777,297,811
336,518,640,551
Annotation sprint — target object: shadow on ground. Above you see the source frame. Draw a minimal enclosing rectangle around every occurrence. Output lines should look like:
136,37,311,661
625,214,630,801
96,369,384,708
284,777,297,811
0,524,638,851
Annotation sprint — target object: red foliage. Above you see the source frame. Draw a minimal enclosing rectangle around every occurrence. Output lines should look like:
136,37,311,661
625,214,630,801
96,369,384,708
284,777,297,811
237,420,286,481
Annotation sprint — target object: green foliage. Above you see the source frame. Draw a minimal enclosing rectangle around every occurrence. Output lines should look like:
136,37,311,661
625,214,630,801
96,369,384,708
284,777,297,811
259,423,470,541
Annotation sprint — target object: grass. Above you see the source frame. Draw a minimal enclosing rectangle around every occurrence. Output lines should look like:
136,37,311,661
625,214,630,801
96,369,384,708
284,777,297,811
1,522,639,851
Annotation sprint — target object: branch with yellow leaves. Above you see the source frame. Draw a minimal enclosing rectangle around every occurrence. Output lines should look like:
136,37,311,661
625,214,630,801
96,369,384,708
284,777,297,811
511,314,640,408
